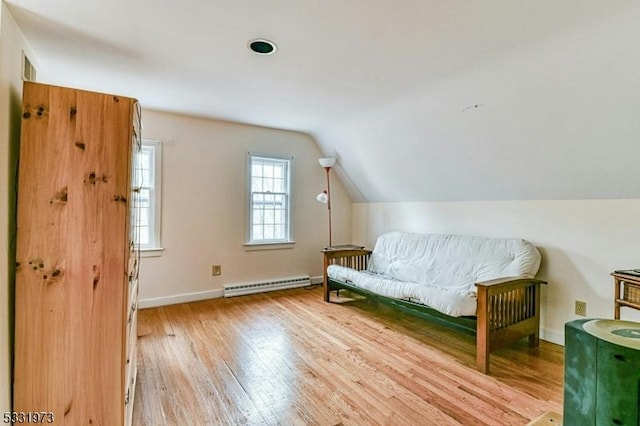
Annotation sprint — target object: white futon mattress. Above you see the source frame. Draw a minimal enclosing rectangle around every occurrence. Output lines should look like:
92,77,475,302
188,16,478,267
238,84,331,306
327,232,541,317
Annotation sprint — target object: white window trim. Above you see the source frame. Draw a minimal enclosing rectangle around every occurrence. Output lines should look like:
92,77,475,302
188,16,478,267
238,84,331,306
243,241,296,251
138,139,163,254
245,152,295,249
140,248,164,258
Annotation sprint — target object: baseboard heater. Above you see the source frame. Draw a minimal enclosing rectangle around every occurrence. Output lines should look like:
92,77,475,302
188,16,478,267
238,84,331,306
223,275,311,298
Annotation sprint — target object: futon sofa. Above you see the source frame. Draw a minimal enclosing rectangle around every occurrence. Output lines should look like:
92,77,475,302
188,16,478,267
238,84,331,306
322,231,546,374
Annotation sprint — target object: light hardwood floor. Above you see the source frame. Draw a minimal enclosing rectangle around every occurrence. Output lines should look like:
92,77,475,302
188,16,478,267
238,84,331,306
133,286,563,425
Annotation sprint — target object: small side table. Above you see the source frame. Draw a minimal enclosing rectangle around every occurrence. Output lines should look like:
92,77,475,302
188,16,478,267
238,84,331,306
612,272,640,319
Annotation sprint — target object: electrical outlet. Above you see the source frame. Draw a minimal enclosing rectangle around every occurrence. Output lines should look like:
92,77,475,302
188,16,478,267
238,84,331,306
212,264,222,276
575,300,587,316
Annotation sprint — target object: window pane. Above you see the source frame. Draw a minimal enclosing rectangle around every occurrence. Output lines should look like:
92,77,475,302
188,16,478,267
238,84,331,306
139,207,150,227
252,208,263,225
275,224,284,239
263,164,273,178
253,193,265,205
264,226,274,240
275,209,284,224
265,209,274,225
139,226,149,246
273,164,284,179
252,225,263,240
273,177,284,193
135,148,153,188
252,177,262,192
263,177,273,192
133,159,143,188
265,193,275,205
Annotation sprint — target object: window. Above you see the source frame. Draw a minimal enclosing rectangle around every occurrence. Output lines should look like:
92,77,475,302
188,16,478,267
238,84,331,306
247,153,293,245
134,140,162,253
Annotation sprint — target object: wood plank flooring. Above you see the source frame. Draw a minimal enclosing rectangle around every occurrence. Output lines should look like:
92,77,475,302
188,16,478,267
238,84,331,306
133,286,563,425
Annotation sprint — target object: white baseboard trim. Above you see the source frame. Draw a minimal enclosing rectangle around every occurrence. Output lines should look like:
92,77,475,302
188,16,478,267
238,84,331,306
139,289,224,309
139,276,324,309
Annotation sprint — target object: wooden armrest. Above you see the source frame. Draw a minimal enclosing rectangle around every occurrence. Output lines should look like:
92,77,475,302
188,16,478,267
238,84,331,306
476,277,547,288
322,249,372,260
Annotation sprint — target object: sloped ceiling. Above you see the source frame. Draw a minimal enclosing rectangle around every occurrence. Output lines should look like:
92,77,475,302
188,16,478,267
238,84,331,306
6,0,640,202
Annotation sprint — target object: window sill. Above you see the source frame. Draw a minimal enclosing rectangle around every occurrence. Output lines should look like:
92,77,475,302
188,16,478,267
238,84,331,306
244,241,296,251
140,247,165,258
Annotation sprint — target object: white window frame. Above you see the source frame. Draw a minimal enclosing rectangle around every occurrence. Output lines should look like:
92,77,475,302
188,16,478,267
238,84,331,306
246,152,294,248
135,139,163,256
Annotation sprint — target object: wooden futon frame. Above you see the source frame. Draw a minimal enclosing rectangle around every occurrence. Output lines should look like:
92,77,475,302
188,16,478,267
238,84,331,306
322,248,547,374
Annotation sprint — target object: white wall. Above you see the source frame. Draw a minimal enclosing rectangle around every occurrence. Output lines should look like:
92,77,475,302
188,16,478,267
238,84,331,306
0,2,37,411
353,200,640,345
138,109,351,305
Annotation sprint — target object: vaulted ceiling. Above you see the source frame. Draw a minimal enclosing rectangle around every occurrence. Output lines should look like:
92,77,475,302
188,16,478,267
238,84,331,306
7,0,640,202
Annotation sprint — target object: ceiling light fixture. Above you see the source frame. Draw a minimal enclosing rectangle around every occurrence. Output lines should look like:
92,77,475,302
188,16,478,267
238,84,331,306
248,39,277,55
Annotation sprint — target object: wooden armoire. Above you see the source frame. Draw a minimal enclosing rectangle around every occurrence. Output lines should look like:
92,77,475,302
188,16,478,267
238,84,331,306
14,82,141,425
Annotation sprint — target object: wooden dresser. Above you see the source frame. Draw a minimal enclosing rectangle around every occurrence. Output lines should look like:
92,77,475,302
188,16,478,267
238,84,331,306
13,82,141,425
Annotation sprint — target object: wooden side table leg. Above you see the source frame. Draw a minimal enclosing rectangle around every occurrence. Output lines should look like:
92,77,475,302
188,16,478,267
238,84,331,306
323,253,330,302
614,277,621,320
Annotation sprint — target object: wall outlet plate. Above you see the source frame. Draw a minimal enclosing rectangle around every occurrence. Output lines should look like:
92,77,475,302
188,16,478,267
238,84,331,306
212,264,222,276
575,300,587,316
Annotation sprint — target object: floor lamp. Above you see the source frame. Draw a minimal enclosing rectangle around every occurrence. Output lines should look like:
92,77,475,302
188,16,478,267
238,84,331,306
317,157,336,247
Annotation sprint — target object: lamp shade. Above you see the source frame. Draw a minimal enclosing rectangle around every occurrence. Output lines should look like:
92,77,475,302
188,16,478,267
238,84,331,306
318,157,336,168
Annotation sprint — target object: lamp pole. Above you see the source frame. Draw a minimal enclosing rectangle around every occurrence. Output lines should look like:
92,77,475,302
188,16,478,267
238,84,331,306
318,157,336,247
324,165,332,247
